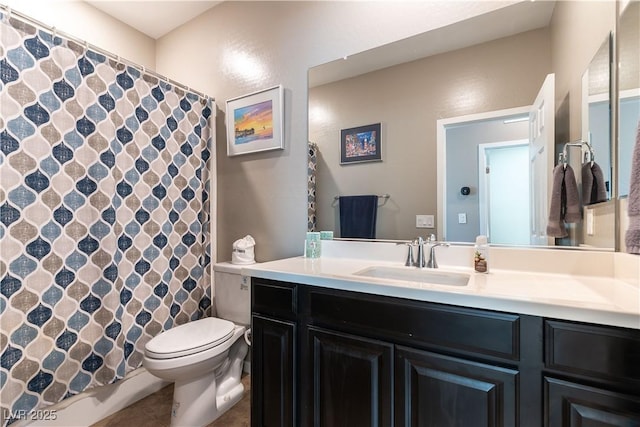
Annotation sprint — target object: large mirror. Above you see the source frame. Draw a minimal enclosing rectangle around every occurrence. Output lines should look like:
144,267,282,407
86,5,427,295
618,0,640,251
618,0,640,198
308,0,622,250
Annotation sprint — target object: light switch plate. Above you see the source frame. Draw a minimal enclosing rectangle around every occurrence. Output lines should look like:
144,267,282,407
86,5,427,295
458,213,467,224
416,215,434,228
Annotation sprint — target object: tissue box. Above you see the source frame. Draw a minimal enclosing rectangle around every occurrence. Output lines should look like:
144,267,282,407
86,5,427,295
232,235,256,264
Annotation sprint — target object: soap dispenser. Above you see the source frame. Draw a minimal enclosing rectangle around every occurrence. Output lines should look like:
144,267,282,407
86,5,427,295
474,235,489,273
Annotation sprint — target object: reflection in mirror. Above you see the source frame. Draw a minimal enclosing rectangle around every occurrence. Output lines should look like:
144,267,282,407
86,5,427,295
308,1,618,249
439,108,533,246
618,0,640,199
582,35,611,203
573,34,613,249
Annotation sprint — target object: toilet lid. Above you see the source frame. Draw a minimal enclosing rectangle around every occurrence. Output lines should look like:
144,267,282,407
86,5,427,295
145,317,235,359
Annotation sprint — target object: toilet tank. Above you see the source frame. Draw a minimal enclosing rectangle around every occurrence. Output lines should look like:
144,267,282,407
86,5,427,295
213,262,251,326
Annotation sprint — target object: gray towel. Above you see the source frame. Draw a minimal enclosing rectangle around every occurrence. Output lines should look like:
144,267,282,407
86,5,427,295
547,164,581,237
625,120,640,254
581,161,608,205
547,164,569,237
564,164,581,223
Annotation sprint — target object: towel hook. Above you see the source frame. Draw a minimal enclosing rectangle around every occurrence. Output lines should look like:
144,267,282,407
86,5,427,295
561,140,594,168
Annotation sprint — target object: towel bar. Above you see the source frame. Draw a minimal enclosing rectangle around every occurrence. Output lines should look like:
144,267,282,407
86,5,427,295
333,194,390,201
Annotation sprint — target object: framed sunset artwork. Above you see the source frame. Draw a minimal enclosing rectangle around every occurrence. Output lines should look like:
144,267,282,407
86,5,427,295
226,85,284,156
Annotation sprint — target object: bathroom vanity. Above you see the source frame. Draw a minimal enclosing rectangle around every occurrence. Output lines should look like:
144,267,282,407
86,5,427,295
245,242,640,427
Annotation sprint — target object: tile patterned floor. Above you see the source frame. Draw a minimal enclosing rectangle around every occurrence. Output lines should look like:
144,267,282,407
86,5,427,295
91,375,250,427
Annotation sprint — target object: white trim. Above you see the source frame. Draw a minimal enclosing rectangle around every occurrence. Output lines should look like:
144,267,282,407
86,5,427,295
436,105,530,241
620,88,640,100
16,368,168,427
209,108,217,270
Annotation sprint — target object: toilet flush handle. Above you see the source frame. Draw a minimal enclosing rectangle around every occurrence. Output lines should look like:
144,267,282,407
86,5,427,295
244,329,252,346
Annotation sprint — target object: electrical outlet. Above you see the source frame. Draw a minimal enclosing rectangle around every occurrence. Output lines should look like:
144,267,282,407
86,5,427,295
416,215,434,228
458,213,467,224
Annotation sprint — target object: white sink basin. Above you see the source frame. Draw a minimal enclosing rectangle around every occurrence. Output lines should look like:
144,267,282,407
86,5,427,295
354,266,470,286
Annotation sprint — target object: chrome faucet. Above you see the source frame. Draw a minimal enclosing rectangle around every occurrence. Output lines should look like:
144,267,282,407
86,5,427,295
398,241,416,266
404,242,415,266
426,241,449,268
416,235,431,268
415,234,449,268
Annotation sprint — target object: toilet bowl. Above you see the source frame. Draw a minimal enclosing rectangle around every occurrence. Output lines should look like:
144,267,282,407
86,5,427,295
143,263,250,427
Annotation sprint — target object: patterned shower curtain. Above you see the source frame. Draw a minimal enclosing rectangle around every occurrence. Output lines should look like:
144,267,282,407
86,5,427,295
0,12,212,424
308,142,317,232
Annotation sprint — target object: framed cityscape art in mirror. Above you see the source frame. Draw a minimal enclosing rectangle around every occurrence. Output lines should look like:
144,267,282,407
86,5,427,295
340,123,382,165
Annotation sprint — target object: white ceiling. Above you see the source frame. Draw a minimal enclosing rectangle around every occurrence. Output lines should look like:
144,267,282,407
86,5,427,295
85,0,222,39
310,1,556,87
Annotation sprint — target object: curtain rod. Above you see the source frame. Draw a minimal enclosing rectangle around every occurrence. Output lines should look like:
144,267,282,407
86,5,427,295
0,4,213,102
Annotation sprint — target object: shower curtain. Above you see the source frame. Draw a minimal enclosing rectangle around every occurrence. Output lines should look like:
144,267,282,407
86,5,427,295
308,142,318,232
0,12,212,424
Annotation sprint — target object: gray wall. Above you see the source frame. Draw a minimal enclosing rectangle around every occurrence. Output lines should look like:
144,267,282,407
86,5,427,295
550,1,615,141
151,0,617,261
153,1,522,261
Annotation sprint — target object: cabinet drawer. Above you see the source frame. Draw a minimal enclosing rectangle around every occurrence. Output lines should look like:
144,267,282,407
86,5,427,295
545,320,640,384
252,279,297,319
306,288,520,361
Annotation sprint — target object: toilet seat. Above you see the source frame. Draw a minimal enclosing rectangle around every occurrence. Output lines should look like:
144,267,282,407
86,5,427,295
145,317,235,359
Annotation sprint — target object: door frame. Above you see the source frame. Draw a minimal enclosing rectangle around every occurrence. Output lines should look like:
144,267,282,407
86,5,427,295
436,105,530,241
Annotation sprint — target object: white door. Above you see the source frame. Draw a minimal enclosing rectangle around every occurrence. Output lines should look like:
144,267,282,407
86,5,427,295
479,141,530,245
529,74,555,246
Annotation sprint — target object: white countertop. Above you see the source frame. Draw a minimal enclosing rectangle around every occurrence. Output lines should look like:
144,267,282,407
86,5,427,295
242,254,640,330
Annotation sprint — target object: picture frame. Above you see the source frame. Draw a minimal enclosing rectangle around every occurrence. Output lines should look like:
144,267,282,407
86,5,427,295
340,123,382,164
226,85,284,156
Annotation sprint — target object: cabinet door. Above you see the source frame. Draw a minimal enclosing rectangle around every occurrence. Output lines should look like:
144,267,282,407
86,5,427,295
251,315,296,427
306,326,393,427
545,377,640,427
395,346,518,427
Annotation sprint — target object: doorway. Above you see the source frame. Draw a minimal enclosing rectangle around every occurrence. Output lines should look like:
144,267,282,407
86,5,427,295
436,105,531,243
437,74,555,245
478,140,530,245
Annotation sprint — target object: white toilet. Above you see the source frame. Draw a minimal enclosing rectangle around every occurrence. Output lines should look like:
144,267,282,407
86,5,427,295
143,263,250,426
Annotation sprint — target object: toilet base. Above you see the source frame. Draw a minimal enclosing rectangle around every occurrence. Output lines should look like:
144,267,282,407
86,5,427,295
169,333,248,427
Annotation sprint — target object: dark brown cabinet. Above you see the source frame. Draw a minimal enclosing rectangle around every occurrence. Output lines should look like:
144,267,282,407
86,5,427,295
306,327,393,427
251,278,640,427
545,377,640,426
395,346,518,427
251,280,298,427
543,320,640,427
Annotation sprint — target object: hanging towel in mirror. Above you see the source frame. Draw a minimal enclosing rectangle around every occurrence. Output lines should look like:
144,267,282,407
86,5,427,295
564,164,581,223
547,164,569,237
625,121,640,254
339,195,378,239
547,164,580,237
581,162,608,205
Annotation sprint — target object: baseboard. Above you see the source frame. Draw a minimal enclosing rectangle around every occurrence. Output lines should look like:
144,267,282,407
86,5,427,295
14,368,169,427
